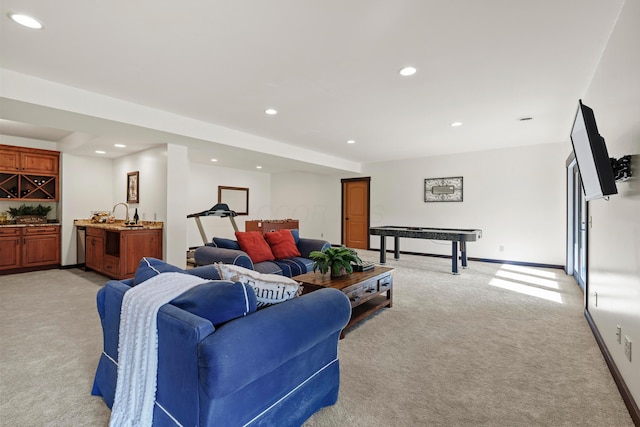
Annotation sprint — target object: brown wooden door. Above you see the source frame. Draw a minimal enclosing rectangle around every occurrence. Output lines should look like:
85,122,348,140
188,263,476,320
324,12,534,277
342,178,370,249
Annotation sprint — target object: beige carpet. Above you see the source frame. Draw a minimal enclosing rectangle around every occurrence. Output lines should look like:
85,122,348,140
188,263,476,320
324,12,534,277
0,252,634,426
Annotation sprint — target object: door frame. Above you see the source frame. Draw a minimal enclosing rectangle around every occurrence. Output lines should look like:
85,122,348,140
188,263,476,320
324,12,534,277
341,177,371,248
566,153,588,303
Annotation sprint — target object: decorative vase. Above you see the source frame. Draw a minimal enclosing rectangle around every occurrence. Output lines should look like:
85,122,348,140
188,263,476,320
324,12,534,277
330,266,347,278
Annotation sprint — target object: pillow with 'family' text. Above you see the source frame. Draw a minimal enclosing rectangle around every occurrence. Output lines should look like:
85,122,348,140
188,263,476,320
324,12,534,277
215,263,301,309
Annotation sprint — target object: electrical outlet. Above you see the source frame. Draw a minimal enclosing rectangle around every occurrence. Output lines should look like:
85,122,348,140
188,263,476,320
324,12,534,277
624,336,632,362
616,326,622,343
499,245,504,252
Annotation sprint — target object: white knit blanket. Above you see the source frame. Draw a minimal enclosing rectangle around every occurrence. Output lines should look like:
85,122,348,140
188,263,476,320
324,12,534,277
109,272,208,427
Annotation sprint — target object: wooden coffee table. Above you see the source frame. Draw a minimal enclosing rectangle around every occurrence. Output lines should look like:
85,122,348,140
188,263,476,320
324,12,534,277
295,266,393,338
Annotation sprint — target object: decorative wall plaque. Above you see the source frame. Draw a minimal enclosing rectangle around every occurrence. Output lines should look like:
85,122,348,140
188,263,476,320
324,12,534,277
424,176,463,202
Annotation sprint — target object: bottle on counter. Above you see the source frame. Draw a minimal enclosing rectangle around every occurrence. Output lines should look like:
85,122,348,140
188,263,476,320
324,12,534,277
133,208,139,224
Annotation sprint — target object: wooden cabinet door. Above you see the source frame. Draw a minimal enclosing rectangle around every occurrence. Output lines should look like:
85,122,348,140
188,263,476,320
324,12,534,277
0,148,20,172
86,233,105,272
0,229,21,270
20,152,59,174
121,229,162,278
21,226,60,267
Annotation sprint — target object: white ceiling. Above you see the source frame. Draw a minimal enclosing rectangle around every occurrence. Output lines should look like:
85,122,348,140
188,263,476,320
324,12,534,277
0,0,626,173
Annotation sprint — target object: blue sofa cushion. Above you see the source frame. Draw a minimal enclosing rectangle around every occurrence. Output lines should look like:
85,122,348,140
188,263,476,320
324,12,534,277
133,257,184,285
212,237,241,250
134,257,223,286
171,281,257,327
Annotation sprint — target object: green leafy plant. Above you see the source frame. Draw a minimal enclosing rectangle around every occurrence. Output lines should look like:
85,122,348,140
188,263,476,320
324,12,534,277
6,204,52,218
310,245,362,277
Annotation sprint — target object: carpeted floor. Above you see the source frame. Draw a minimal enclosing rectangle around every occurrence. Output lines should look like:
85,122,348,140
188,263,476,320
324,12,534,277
0,251,634,426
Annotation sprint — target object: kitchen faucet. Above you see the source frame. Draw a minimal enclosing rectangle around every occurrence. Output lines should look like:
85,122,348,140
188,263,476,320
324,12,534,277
112,203,130,223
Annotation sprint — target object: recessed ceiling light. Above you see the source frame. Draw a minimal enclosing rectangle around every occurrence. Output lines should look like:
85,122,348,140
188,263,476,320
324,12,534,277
264,108,277,115
256,165,263,169
347,140,356,144
518,116,533,121
450,121,463,127
114,144,126,148
210,158,218,162
399,66,417,77
8,13,43,29
95,150,106,154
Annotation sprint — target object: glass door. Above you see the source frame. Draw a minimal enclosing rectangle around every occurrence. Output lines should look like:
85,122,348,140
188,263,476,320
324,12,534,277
567,157,587,290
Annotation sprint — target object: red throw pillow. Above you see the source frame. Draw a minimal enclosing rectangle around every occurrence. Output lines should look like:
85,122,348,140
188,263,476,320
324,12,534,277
235,231,275,263
264,229,301,259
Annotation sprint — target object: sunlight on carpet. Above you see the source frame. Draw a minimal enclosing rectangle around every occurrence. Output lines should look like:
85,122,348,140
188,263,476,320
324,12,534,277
489,264,564,304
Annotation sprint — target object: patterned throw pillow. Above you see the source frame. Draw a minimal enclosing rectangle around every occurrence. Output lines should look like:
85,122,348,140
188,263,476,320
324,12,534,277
235,231,275,263
264,229,301,259
216,263,301,308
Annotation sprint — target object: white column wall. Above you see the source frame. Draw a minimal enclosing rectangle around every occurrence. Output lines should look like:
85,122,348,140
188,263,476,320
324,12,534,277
579,0,640,403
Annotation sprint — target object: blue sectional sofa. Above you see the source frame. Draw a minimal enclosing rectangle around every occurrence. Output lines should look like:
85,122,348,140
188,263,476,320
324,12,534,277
92,259,351,427
194,230,330,277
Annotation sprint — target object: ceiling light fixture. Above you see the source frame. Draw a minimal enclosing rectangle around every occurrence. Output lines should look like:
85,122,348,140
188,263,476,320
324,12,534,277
256,165,263,169
114,144,126,148
347,140,356,144
264,108,277,115
8,13,43,29
95,150,106,154
399,66,417,77
210,158,218,162
450,121,463,127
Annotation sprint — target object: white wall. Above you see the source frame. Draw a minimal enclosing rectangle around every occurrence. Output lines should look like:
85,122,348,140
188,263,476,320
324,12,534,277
363,143,567,265
579,0,640,404
270,172,342,242
186,162,271,247
113,145,168,224
59,153,113,265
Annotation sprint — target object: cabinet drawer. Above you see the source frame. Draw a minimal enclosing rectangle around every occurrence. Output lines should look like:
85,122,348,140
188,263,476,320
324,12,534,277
87,227,105,237
345,287,364,306
22,226,58,235
103,256,120,275
0,228,21,236
378,275,392,292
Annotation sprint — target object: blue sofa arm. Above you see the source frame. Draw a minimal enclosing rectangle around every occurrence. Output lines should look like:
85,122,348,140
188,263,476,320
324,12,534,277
297,237,331,258
199,288,350,397
194,246,254,268
196,287,351,425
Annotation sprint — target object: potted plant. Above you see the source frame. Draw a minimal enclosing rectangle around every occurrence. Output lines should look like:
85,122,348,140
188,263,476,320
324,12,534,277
309,245,363,277
6,204,52,224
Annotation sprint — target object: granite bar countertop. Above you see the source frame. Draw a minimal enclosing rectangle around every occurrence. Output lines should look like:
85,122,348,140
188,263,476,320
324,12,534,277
74,219,164,230
0,222,61,228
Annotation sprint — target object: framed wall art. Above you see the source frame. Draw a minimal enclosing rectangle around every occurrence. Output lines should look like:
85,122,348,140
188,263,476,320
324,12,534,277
424,176,463,202
218,186,249,215
127,171,139,204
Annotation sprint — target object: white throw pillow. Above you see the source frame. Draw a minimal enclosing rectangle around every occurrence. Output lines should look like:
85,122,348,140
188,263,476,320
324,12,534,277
215,263,302,308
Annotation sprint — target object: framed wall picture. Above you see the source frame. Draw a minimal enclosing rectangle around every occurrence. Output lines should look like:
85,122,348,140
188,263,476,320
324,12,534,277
424,176,463,202
127,171,139,204
218,186,249,215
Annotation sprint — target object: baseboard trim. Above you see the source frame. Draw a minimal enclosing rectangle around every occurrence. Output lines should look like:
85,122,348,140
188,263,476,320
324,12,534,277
373,249,565,270
60,263,85,270
585,309,640,425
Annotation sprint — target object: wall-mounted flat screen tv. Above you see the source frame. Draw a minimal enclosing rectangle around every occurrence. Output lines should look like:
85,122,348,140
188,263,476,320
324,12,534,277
570,100,617,201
